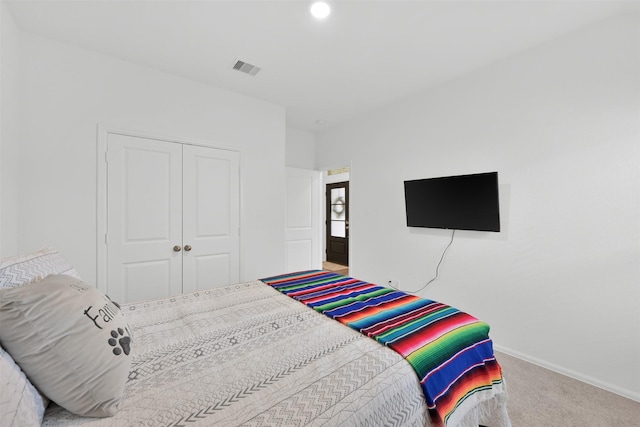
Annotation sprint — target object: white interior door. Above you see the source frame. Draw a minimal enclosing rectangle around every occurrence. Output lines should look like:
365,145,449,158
106,133,183,303
182,145,240,292
285,168,322,272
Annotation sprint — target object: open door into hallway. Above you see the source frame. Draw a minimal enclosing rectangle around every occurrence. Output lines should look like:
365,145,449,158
325,181,349,266
322,167,350,275
285,168,322,272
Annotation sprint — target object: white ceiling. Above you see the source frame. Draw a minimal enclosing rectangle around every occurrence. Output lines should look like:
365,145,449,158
5,0,639,133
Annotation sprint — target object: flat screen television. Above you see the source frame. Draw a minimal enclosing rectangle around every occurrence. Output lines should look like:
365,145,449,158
404,171,500,232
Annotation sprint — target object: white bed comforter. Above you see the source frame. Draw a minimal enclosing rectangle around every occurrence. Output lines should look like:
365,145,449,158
43,280,510,426
43,281,433,426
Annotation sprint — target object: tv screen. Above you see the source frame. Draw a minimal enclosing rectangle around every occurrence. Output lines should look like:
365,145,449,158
404,172,500,232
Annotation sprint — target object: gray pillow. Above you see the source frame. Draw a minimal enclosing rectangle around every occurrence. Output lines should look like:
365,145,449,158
0,275,132,417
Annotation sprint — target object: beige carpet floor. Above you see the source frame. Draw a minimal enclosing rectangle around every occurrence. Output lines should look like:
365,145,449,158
496,351,640,426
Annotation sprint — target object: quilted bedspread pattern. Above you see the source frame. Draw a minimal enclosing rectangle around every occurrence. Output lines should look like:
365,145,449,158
42,280,431,426
261,270,506,427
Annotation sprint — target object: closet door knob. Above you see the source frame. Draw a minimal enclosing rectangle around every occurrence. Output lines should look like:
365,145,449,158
184,245,192,252
173,245,182,252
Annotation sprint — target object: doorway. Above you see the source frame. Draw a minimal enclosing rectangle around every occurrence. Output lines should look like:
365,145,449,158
325,181,349,267
322,166,350,275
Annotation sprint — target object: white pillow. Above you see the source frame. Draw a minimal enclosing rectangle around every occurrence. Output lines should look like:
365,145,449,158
0,246,81,289
0,344,48,426
0,275,132,417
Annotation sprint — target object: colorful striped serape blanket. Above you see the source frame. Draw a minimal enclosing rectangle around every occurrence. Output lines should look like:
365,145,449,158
261,270,506,427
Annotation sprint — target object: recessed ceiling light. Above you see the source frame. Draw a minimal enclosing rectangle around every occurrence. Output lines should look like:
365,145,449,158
310,1,331,20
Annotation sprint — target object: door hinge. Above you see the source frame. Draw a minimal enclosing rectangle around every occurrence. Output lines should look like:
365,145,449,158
105,151,109,163
104,233,108,245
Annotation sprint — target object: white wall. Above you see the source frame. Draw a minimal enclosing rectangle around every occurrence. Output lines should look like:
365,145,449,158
285,127,316,169
0,1,20,257
317,14,640,400
5,30,287,282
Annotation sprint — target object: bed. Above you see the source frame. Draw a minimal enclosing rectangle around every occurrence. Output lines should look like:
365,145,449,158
1,248,511,427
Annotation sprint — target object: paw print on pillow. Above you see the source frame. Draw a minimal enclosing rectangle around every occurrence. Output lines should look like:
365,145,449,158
108,328,131,356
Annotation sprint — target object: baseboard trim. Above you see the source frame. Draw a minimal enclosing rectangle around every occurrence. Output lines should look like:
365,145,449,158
493,344,640,403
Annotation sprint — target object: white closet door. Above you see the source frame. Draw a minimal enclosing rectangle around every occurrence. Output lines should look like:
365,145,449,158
285,168,322,272
106,134,183,303
182,145,240,292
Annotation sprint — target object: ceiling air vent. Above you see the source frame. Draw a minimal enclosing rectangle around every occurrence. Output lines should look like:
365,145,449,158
232,60,261,76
